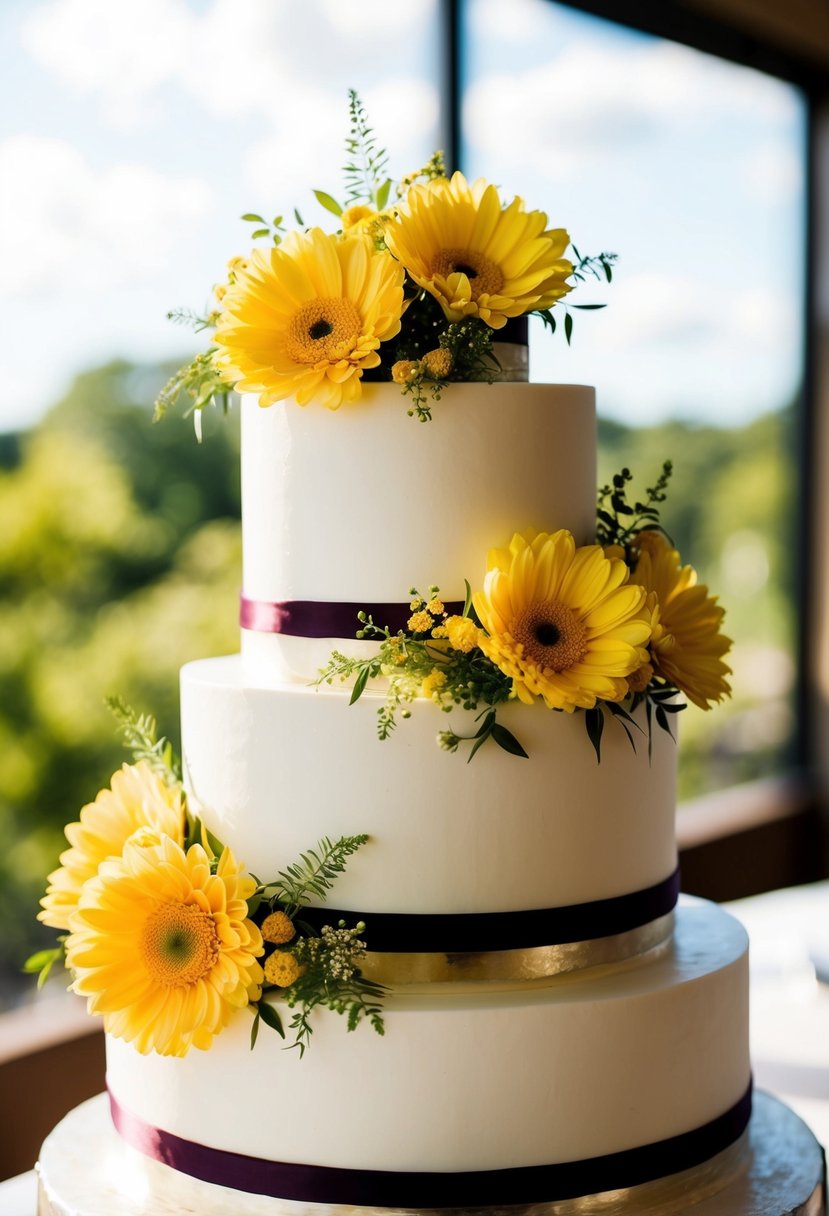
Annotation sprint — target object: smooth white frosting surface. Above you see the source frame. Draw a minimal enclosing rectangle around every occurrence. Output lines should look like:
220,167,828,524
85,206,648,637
106,900,750,1175
180,655,678,915
240,383,596,681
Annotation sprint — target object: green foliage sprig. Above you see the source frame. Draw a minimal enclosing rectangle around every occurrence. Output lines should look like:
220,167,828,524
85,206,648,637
343,87,392,209
596,461,674,551
22,944,64,989
240,209,304,246
537,247,617,346
280,923,386,1057
106,695,181,785
252,835,369,920
316,587,525,760
153,350,231,426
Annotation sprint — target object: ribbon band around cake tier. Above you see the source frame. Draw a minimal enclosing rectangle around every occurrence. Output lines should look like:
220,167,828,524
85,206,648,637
108,1081,752,1208
240,595,466,638
302,868,680,983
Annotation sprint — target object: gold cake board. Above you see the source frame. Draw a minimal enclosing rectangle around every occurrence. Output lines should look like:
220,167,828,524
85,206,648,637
37,1091,825,1216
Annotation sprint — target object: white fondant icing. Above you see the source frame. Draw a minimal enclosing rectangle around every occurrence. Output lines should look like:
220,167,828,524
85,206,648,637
240,383,596,681
180,655,678,916
105,900,750,1175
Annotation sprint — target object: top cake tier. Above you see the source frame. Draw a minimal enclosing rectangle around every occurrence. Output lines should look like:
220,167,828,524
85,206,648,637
240,382,596,683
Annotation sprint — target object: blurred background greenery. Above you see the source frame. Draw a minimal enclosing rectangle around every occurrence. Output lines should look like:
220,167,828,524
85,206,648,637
0,364,796,1006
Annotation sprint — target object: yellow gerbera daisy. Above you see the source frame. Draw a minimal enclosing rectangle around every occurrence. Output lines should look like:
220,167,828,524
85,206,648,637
629,531,732,710
384,171,573,329
39,762,184,932
472,530,651,711
66,837,264,1057
213,227,405,410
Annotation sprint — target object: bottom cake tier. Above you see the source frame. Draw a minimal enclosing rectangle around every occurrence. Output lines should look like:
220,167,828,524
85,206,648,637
102,900,750,1207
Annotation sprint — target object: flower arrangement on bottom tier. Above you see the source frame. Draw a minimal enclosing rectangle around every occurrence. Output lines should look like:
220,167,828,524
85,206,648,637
27,701,384,1058
319,464,733,760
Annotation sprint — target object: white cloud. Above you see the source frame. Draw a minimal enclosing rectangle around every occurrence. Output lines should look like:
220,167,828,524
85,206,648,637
319,0,434,39
600,272,789,353
464,39,800,180
741,142,803,204
242,76,438,211
468,0,547,43
0,134,210,300
21,0,197,128
22,0,437,132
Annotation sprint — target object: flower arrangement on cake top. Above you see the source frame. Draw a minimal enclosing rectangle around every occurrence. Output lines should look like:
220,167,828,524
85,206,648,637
156,90,614,424
27,701,385,1058
319,463,732,760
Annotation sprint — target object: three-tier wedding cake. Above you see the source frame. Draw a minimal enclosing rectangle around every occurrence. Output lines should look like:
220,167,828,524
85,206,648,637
37,113,818,1212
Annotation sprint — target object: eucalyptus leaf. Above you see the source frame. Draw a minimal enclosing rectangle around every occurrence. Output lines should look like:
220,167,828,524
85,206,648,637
350,665,370,705
490,723,529,759
250,1008,261,1050
375,178,392,210
313,189,343,217
584,707,604,762
22,948,59,974
258,1001,286,1038
241,212,265,223
564,311,573,346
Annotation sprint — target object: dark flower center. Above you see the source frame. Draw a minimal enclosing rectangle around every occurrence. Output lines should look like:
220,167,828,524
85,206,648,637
308,319,334,340
454,262,478,278
535,623,561,647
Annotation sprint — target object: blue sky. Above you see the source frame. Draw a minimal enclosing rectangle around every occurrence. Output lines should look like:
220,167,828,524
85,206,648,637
1,0,806,431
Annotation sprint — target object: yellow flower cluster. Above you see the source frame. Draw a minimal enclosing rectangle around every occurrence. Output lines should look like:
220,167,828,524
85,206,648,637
473,530,650,712
261,910,296,944
469,524,731,715
626,531,732,710
209,154,575,413
264,950,304,988
66,838,263,1057
40,763,264,1057
421,670,448,701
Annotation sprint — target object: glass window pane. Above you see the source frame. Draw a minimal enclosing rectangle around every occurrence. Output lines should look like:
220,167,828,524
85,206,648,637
461,0,807,798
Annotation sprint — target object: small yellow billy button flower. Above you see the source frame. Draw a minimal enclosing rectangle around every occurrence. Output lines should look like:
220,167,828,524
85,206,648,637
264,951,303,988
445,615,482,653
427,597,445,615
421,670,448,700
392,359,420,385
342,204,376,231
261,910,296,945
421,348,452,379
408,610,434,634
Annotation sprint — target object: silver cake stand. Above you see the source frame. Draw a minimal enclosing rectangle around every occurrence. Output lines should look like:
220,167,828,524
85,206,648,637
37,1091,825,1216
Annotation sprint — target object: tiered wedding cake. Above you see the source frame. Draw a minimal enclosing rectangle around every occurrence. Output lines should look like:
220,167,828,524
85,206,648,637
37,118,824,1212
100,382,753,1208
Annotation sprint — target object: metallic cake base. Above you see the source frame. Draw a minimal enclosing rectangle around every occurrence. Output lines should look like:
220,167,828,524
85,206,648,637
37,1090,825,1216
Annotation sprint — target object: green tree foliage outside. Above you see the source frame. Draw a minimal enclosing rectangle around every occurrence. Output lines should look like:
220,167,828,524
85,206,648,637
0,360,797,1005
0,361,241,1005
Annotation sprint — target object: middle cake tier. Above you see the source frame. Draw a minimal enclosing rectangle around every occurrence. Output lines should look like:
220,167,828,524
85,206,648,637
180,655,678,949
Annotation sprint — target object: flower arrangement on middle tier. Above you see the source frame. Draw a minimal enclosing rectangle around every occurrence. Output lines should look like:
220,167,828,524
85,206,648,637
318,464,733,760
156,90,614,425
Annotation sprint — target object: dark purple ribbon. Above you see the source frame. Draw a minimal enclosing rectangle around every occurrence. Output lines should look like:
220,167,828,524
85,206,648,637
108,1081,752,1207
240,595,465,639
299,868,680,953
